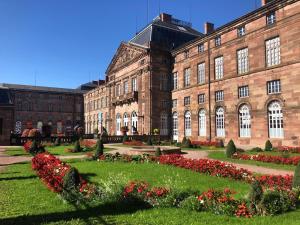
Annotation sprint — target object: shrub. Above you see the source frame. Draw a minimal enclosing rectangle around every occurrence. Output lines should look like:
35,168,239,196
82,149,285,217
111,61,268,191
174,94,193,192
94,139,104,159
181,137,187,146
179,195,203,211
29,140,45,155
122,134,129,143
258,190,290,215
61,167,81,203
226,139,237,158
218,139,225,148
249,180,263,213
181,137,192,148
265,140,273,151
73,140,82,153
147,136,153,146
155,147,162,157
250,147,263,152
54,137,61,146
293,161,300,188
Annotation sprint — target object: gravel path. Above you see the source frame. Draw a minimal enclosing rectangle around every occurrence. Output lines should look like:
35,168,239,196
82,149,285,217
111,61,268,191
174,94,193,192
0,144,294,176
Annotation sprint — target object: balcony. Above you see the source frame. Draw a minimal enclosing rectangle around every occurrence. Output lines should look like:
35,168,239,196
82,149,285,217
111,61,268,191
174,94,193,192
112,91,138,106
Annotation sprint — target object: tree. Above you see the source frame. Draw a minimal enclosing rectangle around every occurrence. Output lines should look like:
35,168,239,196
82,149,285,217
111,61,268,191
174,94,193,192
265,140,273,151
155,147,162,157
94,139,104,159
73,140,82,153
226,139,237,158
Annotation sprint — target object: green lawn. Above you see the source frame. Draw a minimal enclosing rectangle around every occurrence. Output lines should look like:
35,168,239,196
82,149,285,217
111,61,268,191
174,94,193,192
1,160,300,225
5,145,115,157
208,151,296,171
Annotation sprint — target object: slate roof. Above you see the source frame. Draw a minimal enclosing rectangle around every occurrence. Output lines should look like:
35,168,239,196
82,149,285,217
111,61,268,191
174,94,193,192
0,83,85,94
130,15,202,50
0,88,13,105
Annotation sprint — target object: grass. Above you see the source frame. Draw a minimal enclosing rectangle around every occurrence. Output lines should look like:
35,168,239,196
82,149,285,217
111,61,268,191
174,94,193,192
208,151,296,171
1,160,300,224
5,145,115,157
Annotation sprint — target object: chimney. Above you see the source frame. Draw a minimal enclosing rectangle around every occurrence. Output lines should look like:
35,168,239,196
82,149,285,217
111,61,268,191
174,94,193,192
261,0,273,6
204,22,214,34
160,13,172,23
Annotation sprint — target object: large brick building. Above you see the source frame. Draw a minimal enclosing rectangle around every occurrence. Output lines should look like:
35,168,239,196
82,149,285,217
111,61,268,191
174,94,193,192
0,83,90,145
171,0,300,147
85,0,300,148
84,13,201,135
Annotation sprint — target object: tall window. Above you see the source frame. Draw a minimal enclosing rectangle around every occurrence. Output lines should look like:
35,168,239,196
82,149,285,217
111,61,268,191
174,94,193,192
267,80,281,94
198,63,205,84
116,114,121,135
131,111,138,133
184,68,190,87
132,77,137,92
266,37,280,67
160,75,168,91
239,104,251,137
124,80,129,94
173,72,178,90
15,121,22,134
116,84,121,96
184,111,191,136
172,99,177,108
266,11,276,25
198,109,206,137
184,50,189,59
215,56,224,79
268,101,284,138
123,113,129,128
216,107,225,137
160,112,168,135
215,90,224,102
237,48,249,74
172,112,178,141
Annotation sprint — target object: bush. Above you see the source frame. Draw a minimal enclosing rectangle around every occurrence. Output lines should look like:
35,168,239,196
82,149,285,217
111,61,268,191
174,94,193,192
94,139,104,159
226,139,236,158
250,147,263,152
29,140,45,156
147,136,153,146
54,137,61,146
265,140,273,151
61,167,81,203
155,147,162,157
293,161,300,188
179,195,203,211
73,140,82,153
249,180,263,210
258,190,286,215
122,134,129,143
181,137,187,146
181,137,192,148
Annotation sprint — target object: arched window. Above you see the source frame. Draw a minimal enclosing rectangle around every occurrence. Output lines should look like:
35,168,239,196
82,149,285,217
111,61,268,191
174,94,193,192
123,113,129,129
160,112,168,135
268,101,284,138
198,109,206,137
239,104,251,137
131,111,138,134
216,107,225,137
172,112,178,141
184,111,191,136
116,113,121,135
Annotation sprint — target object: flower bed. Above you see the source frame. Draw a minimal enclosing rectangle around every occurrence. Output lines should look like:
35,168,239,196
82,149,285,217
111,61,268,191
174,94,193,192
232,152,300,166
123,140,144,146
277,146,300,153
191,140,222,147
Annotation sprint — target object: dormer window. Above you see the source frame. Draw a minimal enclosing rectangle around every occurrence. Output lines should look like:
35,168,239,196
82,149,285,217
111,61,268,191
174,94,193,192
267,11,276,25
215,36,221,47
198,43,204,53
184,50,189,59
237,26,246,37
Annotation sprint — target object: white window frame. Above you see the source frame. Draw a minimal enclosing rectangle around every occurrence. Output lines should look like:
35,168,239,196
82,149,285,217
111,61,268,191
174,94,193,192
198,109,206,137
132,77,137,92
198,62,205,84
173,72,178,90
116,114,121,135
266,37,280,67
172,112,178,141
239,104,251,138
267,12,276,25
198,94,205,104
215,91,224,102
238,86,249,98
216,107,225,137
131,111,138,134
237,26,246,37
268,101,284,138
172,99,177,108
237,48,249,74
267,80,281,94
184,68,190,87
215,56,224,79
123,113,129,128
215,36,221,47
198,43,204,53
184,111,192,137
124,80,129,94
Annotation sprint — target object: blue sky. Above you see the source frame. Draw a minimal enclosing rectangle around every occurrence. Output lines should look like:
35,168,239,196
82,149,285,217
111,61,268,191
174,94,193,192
0,0,261,88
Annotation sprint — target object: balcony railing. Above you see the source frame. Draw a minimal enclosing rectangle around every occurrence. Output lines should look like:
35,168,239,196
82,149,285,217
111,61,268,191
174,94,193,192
112,91,138,106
